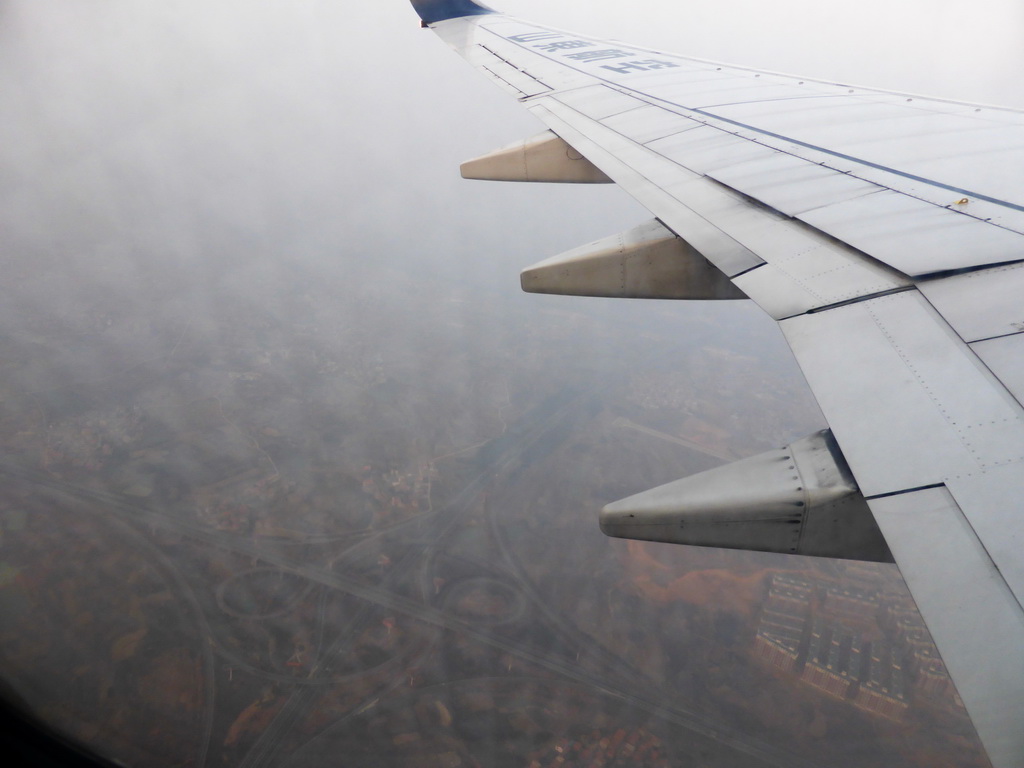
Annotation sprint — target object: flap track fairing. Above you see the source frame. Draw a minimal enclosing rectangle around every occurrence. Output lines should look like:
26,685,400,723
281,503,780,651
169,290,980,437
520,219,749,300
600,429,893,562
460,130,613,183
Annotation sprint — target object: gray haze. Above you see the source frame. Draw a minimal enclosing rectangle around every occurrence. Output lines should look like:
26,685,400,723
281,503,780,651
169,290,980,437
0,1,1014,766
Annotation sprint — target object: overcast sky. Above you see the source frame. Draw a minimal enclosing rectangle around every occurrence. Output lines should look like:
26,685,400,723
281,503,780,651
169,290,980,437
2,0,1020,291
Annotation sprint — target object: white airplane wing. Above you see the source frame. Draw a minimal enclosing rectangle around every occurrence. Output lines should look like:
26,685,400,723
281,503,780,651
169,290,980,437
409,2,1024,765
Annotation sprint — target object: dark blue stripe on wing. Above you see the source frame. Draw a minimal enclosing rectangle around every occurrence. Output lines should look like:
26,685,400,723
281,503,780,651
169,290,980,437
410,0,496,24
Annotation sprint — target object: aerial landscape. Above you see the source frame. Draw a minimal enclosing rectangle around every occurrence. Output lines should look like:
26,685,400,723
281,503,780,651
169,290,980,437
0,235,985,767
0,0,1017,766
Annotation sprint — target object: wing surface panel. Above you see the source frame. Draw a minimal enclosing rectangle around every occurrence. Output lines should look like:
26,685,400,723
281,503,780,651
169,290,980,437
972,335,1024,407
709,97,971,126
919,262,1024,343
781,290,1024,496
601,104,701,144
730,252,906,321
706,154,881,218
474,35,591,91
947,466,1024,613
869,487,1024,768
667,82,827,106
646,125,783,175
797,190,1024,275
472,47,551,97
554,85,646,119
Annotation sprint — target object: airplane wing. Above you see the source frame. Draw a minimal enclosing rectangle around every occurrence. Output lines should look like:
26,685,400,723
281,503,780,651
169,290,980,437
408,2,1024,765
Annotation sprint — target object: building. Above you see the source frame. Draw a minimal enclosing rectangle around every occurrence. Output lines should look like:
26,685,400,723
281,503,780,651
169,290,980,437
821,584,879,622
754,574,911,720
754,574,813,673
854,643,909,721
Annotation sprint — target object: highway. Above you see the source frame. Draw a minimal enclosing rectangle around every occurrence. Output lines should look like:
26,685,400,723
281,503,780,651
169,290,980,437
0,388,817,768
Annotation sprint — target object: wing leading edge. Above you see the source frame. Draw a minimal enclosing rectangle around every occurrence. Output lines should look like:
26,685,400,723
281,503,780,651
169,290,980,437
409,3,1024,766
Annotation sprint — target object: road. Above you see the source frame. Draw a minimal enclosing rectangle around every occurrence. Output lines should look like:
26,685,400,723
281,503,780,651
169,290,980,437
0,388,816,768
